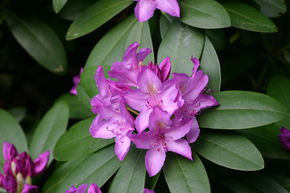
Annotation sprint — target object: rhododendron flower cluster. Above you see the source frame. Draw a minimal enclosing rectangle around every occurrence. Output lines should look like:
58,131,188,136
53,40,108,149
89,42,218,176
134,0,180,22
0,142,50,193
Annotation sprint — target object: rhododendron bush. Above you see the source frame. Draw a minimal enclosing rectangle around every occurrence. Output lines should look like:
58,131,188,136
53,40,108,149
0,0,290,192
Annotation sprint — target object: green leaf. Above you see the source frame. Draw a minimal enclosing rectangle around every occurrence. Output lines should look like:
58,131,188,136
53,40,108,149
53,0,68,13
109,149,146,193
66,0,132,40
58,94,93,119
180,0,231,29
157,21,205,74
200,36,221,92
82,15,154,100
0,109,28,168
29,100,69,162
222,1,277,32
6,13,67,74
163,153,210,193
254,0,287,18
54,118,113,161
237,125,290,160
267,76,290,112
8,107,26,122
159,15,173,39
198,91,288,129
222,178,263,193
59,0,95,21
43,145,121,193
194,132,264,171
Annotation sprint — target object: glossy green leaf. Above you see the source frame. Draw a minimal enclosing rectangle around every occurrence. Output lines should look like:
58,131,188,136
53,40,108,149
0,109,28,168
109,149,145,193
158,21,205,74
267,76,290,112
43,145,121,193
194,132,264,171
255,0,287,18
66,0,132,40
6,13,67,73
30,100,69,161
222,1,277,32
53,0,68,13
82,15,153,100
200,36,221,91
238,125,290,160
180,0,231,29
54,118,113,161
60,0,95,21
164,153,210,193
198,91,288,129
58,94,93,119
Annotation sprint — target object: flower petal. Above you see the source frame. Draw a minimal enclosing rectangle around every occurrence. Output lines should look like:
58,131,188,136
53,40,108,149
2,142,17,161
165,119,192,140
89,115,116,139
166,139,192,160
65,184,88,193
156,0,180,17
145,148,166,177
125,90,148,112
144,188,155,193
130,131,156,149
33,151,50,175
135,108,152,133
158,56,171,82
193,94,219,111
186,117,200,143
136,48,152,63
3,175,17,193
149,108,171,130
134,0,157,22
115,136,131,161
21,184,38,193
88,184,102,193
158,80,180,114
138,67,162,95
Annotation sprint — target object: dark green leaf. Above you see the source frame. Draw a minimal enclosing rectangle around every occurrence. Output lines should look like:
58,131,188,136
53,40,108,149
58,94,93,119
180,0,231,29
157,21,205,74
43,145,121,193
0,109,28,168
238,125,290,160
53,0,68,13
54,118,113,161
6,13,67,73
109,149,145,193
198,91,288,129
222,1,277,32
8,107,26,122
194,132,264,171
267,76,290,112
254,0,287,18
66,0,132,40
159,15,173,39
223,179,263,193
200,36,221,91
30,100,69,162
146,173,160,190
164,153,210,193
59,0,95,21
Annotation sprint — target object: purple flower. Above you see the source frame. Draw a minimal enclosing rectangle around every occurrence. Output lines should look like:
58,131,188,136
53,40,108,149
131,108,192,176
134,0,180,22
90,99,135,160
0,142,50,193
147,56,171,82
144,188,155,193
279,127,290,150
70,67,84,95
65,184,102,193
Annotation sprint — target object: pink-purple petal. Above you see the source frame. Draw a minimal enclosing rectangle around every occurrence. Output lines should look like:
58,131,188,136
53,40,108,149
166,139,192,160
158,56,171,82
165,119,192,140
144,188,155,193
88,184,102,193
145,148,166,177
115,135,131,161
149,108,171,130
186,117,200,143
3,142,17,161
134,0,157,22
2,175,17,193
21,184,38,193
138,67,162,94
89,116,116,139
135,109,152,133
130,131,156,149
279,127,290,150
33,151,50,175
156,0,180,17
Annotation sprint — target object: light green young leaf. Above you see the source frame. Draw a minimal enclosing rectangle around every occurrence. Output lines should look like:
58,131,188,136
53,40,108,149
66,0,132,40
198,91,288,129
54,118,113,161
180,0,231,29
29,100,69,162
222,1,277,32
6,13,67,74
194,132,264,171
164,153,210,193
158,21,205,74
